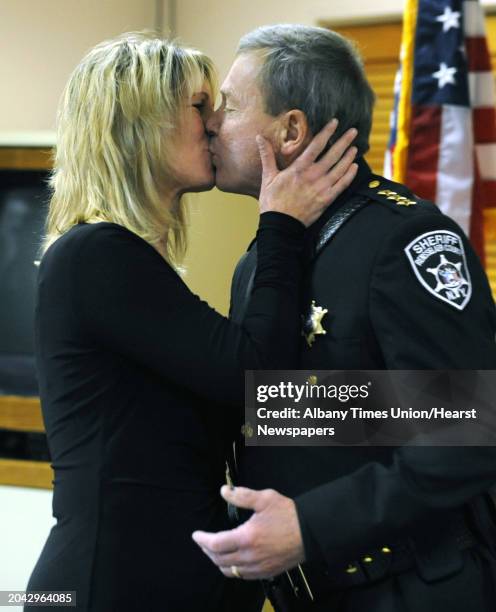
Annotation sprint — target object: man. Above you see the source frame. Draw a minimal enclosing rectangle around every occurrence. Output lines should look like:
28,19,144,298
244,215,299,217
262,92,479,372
193,25,496,611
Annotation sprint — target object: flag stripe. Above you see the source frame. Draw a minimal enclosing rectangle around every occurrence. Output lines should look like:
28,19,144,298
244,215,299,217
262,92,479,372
473,108,496,142
483,180,496,206
463,0,486,37
468,72,496,107
436,105,474,234
406,105,442,203
383,148,394,179
465,36,492,71
476,143,496,179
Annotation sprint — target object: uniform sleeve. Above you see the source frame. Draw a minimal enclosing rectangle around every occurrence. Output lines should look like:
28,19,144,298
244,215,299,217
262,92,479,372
295,212,496,569
72,213,304,405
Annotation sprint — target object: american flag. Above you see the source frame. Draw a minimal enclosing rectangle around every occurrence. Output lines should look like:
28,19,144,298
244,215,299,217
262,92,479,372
384,0,496,264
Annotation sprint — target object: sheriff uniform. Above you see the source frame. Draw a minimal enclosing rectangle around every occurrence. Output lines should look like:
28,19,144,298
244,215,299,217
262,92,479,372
229,160,496,612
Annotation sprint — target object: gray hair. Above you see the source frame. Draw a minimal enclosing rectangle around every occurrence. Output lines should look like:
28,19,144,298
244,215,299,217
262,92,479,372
238,24,375,155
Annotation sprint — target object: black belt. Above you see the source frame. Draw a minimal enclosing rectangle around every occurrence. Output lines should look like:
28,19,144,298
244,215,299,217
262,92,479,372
263,513,477,611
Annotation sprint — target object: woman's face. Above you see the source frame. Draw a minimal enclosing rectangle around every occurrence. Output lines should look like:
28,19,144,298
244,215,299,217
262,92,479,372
168,82,215,195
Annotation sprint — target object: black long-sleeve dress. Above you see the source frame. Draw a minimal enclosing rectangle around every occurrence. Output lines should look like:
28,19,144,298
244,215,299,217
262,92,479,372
26,212,304,611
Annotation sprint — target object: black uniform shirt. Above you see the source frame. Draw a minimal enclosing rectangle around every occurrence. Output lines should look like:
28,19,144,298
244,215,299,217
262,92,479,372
230,161,496,573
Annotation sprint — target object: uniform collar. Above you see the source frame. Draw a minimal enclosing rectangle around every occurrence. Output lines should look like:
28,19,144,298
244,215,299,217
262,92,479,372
246,158,374,254
305,157,374,244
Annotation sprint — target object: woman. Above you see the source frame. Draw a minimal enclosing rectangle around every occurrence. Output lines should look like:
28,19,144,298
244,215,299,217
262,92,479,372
26,32,357,611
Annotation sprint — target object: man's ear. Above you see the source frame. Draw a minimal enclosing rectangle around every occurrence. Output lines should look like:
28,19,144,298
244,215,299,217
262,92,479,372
277,110,311,163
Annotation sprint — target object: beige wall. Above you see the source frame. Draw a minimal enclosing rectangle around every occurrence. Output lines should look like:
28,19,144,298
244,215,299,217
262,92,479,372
0,0,158,132
174,0,405,79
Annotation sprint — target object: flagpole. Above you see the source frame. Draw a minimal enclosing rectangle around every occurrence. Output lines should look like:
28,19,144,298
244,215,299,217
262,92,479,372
392,0,418,183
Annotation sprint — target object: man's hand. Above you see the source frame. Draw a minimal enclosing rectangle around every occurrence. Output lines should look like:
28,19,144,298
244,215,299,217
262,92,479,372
192,485,305,580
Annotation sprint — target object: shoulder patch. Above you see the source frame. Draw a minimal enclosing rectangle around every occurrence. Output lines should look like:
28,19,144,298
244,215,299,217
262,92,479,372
404,230,472,310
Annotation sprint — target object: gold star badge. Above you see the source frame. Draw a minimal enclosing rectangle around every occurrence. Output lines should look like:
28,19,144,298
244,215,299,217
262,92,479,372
303,301,328,347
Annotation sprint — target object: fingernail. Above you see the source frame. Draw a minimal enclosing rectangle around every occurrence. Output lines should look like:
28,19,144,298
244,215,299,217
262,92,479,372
331,118,338,126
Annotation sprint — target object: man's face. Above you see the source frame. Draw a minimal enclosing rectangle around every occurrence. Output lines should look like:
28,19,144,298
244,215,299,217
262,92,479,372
207,53,277,197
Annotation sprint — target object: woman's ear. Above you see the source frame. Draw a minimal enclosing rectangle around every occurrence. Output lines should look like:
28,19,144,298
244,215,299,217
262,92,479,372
278,110,310,161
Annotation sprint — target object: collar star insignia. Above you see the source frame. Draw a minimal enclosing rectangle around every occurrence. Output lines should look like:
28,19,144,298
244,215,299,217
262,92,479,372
303,300,328,347
377,189,417,206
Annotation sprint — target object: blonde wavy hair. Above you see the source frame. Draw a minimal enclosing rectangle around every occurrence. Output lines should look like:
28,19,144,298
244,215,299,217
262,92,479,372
44,32,216,264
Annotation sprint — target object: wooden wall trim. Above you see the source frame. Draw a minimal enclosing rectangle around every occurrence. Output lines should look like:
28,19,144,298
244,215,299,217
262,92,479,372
0,147,53,170
0,458,53,489
319,15,402,28
0,396,44,433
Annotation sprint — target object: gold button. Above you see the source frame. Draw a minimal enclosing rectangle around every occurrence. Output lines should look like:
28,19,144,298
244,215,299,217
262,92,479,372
369,180,380,188
363,556,373,563
346,564,358,574
307,375,318,385
381,547,392,554
241,423,253,438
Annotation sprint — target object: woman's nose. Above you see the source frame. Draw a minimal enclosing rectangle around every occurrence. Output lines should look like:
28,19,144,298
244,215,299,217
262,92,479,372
205,109,220,136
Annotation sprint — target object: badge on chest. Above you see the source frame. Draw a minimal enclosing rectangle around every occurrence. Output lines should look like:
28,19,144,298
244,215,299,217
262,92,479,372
302,300,328,347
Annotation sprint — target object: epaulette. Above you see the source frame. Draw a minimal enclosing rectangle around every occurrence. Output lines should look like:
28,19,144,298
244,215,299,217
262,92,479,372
356,175,439,215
